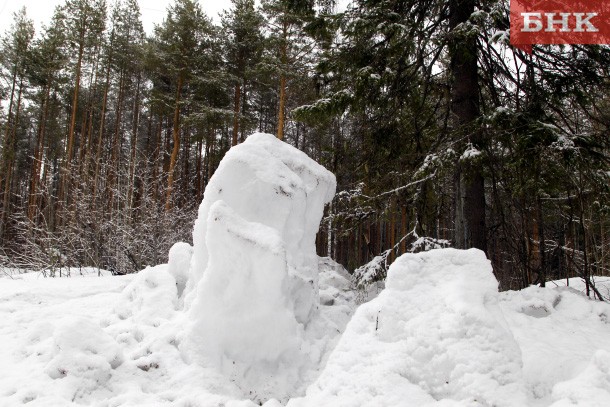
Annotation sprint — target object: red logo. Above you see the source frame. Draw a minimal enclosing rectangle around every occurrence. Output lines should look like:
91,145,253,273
510,0,610,53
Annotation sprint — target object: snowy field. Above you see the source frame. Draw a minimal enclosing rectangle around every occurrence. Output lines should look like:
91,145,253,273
1,134,609,407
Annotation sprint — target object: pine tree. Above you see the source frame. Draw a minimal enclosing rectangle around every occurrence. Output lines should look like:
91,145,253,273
26,9,68,224
262,0,316,141
151,0,214,210
0,7,34,243
58,0,107,223
221,0,265,146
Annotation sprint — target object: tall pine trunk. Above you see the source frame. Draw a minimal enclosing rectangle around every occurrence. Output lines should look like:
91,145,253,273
92,60,112,212
0,66,19,241
128,73,142,211
107,70,127,214
27,84,52,223
0,76,24,240
166,75,184,211
59,35,86,222
232,82,241,146
277,20,288,141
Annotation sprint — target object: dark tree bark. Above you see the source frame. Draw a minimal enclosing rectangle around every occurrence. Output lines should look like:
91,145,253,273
449,0,486,252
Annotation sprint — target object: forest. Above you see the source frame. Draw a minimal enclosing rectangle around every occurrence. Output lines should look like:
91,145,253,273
0,0,608,296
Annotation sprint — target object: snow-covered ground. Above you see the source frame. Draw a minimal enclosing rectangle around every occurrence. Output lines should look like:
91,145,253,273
1,259,609,406
0,258,356,407
1,134,609,406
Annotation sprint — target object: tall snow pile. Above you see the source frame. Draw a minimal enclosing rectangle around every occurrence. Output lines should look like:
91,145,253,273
289,248,528,407
181,133,336,401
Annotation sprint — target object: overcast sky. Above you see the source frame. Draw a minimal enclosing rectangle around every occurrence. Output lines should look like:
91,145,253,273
0,0,233,36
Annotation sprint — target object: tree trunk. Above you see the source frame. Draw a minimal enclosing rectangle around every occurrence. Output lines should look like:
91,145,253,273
152,114,163,204
165,75,184,211
128,73,142,210
181,119,191,207
537,197,546,286
449,0,486,252
0,66,19,238
390,200,396,262
0,75,24,240
195,138,203,201
80,47,100,172
277,20,288,141
107,70,126,213
232,82,241,146
28,84,52,223
59,36,86,217
92,61,112,210
400,205,407,254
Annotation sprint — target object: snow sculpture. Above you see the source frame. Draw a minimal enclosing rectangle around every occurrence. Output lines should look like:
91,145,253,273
182,133,336,400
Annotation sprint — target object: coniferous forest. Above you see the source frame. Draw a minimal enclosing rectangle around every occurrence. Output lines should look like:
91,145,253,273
0,0,609,296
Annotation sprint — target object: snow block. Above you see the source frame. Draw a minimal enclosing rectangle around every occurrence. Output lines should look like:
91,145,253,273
187,133,335,320
288,248,527,407
191,201,299,362
183,133,336,400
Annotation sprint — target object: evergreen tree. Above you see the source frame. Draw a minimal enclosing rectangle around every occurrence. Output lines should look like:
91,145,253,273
25,8,68,224
221,0,265,146
262,0,317,140
449,0,485,251
150,0,214,210
0,7,35,242
58,0,107,223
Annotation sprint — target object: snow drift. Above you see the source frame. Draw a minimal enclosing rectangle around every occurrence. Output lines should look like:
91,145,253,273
181,133,336,401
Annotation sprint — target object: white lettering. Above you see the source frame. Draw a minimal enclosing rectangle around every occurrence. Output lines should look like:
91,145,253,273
574,13,599,32
522,13,543,32
545,13,571,32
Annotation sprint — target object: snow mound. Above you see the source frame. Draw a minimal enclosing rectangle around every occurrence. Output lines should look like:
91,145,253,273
117,265,178,324
550,350,610,407
44,317,124,398
499,282,610,404
182,133,336,402
289,248,527,407
168,241,193,297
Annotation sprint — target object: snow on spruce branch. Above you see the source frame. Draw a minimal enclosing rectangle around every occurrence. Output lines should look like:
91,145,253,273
353,222,449,289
